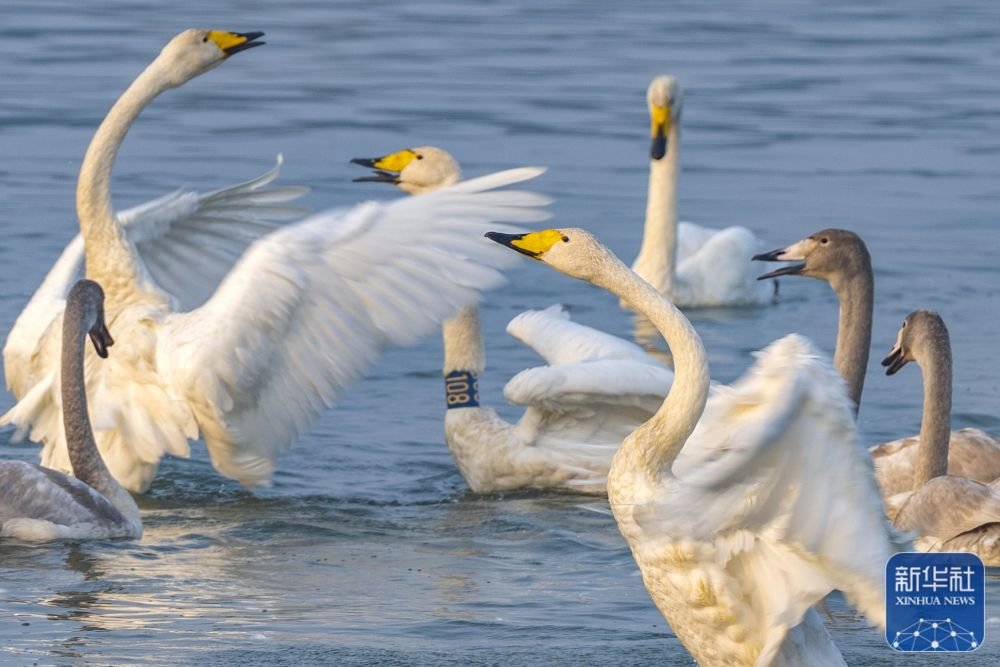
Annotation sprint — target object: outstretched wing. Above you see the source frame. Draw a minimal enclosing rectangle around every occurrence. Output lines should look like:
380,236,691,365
2,156,308,399
667,335,893,662
163,168,550,486
506,304,663,366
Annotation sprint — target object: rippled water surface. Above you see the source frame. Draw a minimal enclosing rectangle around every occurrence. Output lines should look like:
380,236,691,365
2,1,1000,664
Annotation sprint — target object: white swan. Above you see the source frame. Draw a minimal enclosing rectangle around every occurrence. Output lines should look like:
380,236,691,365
1,280,141,541
352,147,673,493
4,156,308,401
0,29,550,493
488,228,892,666
880,310,1000,563
754,230,1000,498
630,76,774,308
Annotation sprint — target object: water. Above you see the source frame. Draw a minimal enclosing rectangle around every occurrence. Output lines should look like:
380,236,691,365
2,0,999,664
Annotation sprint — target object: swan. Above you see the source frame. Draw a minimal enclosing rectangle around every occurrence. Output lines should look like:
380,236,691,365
0,29,550,493
352,146,673,493
880,310,1000,563
753,229,1000,498
630,76,774,308
1,280,141,541
4,156,308,400
487,228,892,666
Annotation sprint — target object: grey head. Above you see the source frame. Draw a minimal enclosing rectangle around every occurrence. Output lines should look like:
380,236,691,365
350,146,461,195
753,228,871,289
67,279,114,358
647,75,683,161
882,309,950,376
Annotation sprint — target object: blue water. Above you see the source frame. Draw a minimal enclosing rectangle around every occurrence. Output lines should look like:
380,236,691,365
1,0,999,664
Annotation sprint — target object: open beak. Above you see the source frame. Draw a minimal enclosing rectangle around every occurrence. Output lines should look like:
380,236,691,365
650,105,670,160
350,158,400,184
881,345,908,376
752,244,807,281
88,322,115,359
217,31,265,56
485,231,539,258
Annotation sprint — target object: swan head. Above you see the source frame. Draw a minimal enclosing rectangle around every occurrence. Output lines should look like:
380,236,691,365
485,228,616,283
155,29,264,88
351,146,462,195
882,309,949,376
68,279,114,359
647,75,682,160
753,229,871,288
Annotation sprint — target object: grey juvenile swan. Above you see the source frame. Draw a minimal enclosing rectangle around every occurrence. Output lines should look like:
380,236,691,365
881,310,1000,564
0,280,141,541
753,229,1000,501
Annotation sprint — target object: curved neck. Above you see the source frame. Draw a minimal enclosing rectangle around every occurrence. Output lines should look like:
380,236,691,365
633,123,680,291
61,305,117,497
914,339,952,488
600,256,709,479
829,266,874,414
78,60,170,300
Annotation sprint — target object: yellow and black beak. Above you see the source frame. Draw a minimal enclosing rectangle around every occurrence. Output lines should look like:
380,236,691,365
485,229,567,259
650,104,671,160
209,31,266,56
350,158,399,184
351,149,418,184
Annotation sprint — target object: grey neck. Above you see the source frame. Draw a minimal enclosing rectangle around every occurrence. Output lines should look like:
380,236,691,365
913,335,952,488
829,265,874,414
61,300,116,496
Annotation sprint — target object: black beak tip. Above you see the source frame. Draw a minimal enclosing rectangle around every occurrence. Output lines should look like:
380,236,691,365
651,135,667,160
351,157,377,168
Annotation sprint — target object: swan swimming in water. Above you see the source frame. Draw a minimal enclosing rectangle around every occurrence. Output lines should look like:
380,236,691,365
880,310,1000,564
488,227,892,666
754,229,1000,500
630,76,774,308
0,29,550,493
352,147,673,493
1,280,141,541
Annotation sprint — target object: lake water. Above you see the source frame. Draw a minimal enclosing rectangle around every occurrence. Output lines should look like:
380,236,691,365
2,0,999,664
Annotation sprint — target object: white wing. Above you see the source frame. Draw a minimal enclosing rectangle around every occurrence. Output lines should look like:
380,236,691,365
506,304,663,365
162,168,550,486
2,156,308,399
663,335,892,662
504,359,672,481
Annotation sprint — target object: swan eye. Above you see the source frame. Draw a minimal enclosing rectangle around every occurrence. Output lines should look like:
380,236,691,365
202,35,209,43
561,236,569,243
416,154,423,160
820,237,829,244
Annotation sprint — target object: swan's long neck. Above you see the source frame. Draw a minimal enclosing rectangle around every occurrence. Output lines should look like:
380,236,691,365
442,306,485,409
77,61,170,300
601,257,709,479
633,123,680,293
830,267,873,412
61,304,117,497
913,335,952,488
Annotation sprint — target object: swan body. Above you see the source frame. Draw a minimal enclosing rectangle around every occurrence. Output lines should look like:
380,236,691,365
1,31,550,493
631,76,773,308
880,310,1000,565
754,230,1000,495
352,147,671,494
1,281,140,541
488,228,892,666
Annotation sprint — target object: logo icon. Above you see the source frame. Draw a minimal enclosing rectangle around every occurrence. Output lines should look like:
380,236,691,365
886,552,984,652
